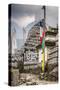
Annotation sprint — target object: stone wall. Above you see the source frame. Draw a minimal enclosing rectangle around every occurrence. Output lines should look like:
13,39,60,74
47,39,58,81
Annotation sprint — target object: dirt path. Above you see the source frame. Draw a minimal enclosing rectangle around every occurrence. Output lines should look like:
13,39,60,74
19,73,57,85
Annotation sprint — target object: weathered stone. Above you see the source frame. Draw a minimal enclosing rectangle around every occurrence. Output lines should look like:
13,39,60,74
11,68,20,86
48,67,58,81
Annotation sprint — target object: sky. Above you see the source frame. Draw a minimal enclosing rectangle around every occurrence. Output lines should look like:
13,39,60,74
11,4,58,48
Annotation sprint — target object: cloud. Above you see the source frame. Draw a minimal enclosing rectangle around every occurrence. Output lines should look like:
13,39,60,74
11,4,58,28
11,15,35,28
11,4,42,19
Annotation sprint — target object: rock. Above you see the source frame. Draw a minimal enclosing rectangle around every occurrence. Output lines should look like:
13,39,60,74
26,81,37,85
11,68,20,86
48,67,58,81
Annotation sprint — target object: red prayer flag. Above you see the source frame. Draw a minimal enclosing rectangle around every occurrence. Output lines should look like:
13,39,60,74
42,31,45,37
40,37,42,44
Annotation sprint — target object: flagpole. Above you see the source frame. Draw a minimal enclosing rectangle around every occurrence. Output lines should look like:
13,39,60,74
42,49,45,72
42,6,46,73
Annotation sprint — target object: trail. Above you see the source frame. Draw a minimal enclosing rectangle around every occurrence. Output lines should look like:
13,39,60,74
19,73,57,85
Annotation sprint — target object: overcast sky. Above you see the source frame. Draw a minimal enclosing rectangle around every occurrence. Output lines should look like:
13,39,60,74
11,4,58,28
11,4,58,48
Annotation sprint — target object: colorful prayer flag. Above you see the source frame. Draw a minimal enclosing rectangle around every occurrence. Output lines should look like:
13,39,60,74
40,27,45,73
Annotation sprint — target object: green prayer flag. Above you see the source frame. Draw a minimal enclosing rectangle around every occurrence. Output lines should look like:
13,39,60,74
42,38,45,49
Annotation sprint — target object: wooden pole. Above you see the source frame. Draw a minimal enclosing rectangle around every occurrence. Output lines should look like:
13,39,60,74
41,6,46,73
